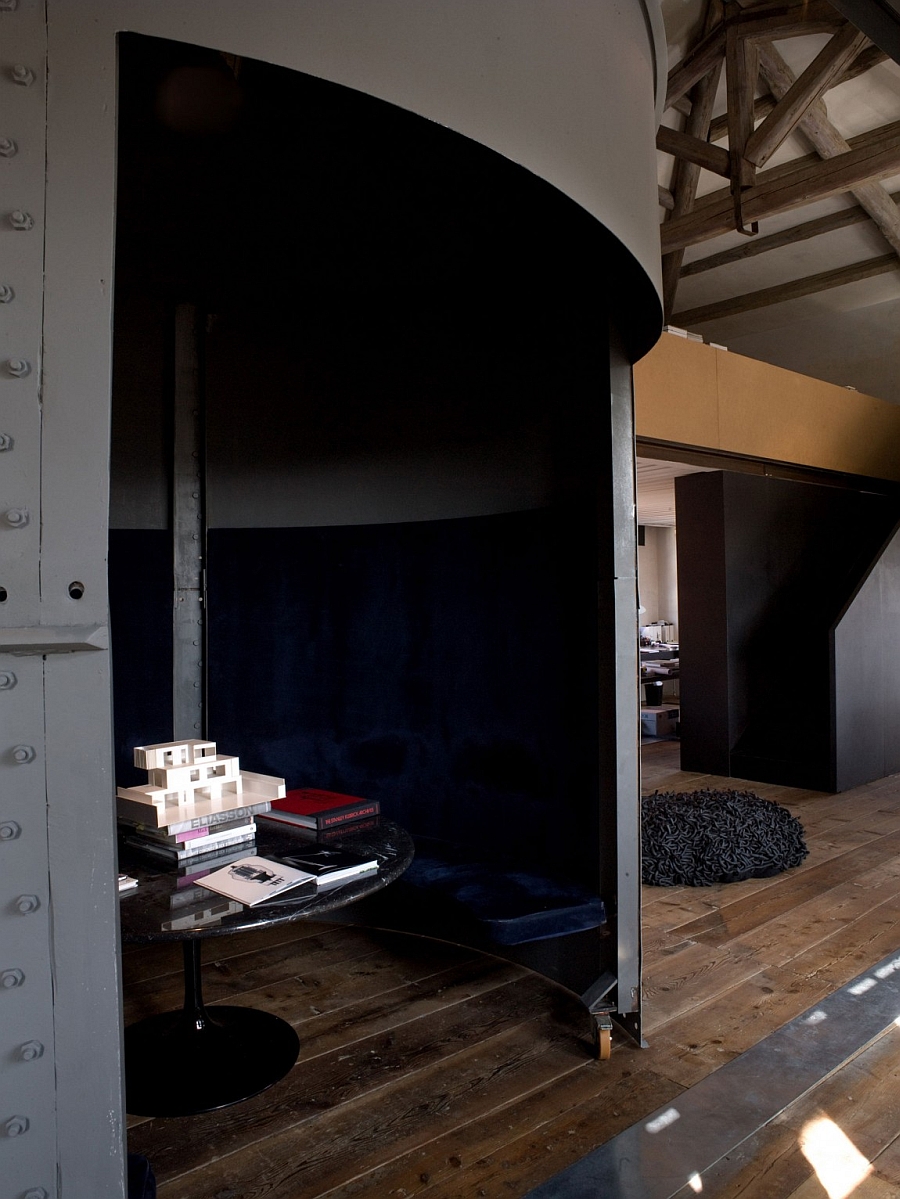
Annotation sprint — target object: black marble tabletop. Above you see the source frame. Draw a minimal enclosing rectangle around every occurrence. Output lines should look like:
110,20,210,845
117,818,414,943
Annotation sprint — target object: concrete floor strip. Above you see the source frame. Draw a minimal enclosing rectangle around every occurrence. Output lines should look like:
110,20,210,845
527,946,900,1198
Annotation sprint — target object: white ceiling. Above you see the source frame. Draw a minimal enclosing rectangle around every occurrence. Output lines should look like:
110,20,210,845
657,0,900,403
636,456,712,525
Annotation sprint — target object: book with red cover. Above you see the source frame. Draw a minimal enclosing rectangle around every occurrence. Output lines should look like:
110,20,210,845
261,788,380,830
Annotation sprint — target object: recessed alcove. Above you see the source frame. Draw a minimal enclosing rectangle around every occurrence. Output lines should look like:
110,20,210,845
109,33,649,1008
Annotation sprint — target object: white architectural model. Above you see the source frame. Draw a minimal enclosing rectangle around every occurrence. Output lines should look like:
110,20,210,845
116,739,286,829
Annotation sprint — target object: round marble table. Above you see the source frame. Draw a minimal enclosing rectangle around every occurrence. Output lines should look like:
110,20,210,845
118,818,414,1116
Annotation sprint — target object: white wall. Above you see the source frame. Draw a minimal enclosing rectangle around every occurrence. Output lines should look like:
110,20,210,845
638,525,679,637
717,294,900,407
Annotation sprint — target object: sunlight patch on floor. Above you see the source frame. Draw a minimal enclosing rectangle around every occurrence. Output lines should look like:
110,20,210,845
799,1117,873,1199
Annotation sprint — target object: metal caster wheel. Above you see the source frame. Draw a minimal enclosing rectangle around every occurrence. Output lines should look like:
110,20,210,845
592,1013,613,1060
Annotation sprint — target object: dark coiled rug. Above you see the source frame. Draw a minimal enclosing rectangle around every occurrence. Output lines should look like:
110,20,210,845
641,787,809,887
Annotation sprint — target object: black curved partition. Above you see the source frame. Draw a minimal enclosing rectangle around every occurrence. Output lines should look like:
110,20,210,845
110,30,661,1041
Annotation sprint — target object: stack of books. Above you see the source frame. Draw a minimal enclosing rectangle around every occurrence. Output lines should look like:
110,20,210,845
116,738,286,864
118,804,270,863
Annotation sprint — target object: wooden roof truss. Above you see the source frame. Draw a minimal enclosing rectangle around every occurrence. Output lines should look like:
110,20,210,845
658,0,900,324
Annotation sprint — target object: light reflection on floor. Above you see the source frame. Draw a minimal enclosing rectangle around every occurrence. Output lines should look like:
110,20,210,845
799,1117,874,1199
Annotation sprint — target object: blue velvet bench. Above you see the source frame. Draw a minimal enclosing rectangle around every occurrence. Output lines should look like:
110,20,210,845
339,836,614,1057
398,839,607,947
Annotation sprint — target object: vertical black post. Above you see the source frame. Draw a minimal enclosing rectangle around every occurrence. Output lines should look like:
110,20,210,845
182,941,208,1031
172,304,207,740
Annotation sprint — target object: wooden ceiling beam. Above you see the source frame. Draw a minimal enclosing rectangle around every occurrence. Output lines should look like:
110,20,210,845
659,120,900,253
666,0,834,113
657,126,731,176
666,25,726,110
672,251,899,326
661,0,725,319
743,25,869,168
680,196,899,276
759,42,900,257
726,6,759,198
664,1,846,112
704,46,886,139
710,94,775,142
677,118,900,221
735,0,848,41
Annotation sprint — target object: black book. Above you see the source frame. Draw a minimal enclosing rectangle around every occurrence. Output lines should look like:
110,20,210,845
276,846,378,885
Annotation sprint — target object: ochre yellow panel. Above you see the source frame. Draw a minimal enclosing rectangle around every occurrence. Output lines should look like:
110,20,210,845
715,352,900,483
633,334,718,448
633,333,900,484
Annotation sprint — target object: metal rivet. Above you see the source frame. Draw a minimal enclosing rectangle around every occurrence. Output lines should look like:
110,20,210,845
23,1189,48,1199
11,65,35,86
0,822,21,841
5,509,29,527
19,1041,44,1062
1,969,24,988
6,359,30,378
15,895,39,915
0,671,16,689
4,1115,29,1136
9,211,34,231
0,137,17,157
0,434,13,451
0,285,14,303
12,745,35,764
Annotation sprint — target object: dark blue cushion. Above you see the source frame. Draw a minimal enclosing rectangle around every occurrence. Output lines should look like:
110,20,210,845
401,852,606,945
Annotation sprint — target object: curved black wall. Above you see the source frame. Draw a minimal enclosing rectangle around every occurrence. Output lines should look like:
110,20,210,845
110,37,625,876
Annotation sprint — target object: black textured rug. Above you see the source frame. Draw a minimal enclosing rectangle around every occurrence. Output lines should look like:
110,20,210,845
642,788,809,887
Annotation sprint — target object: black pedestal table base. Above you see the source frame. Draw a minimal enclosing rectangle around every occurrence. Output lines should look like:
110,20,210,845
124,941,300,1116
119,819,414,1116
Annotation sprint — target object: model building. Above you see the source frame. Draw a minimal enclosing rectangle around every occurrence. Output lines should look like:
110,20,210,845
116,739,286,862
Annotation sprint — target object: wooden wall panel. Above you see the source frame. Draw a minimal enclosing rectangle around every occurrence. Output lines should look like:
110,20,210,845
635,333,900,484
715,352,900,481
633,334,718,447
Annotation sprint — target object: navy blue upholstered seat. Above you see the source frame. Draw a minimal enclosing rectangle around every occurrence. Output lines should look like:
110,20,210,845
400,844,606,946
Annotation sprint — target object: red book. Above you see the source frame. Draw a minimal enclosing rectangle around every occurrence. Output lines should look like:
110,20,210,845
261,789,380,830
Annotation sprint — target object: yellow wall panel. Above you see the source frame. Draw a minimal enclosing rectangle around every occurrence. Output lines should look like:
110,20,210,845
633,334,718,448
635,334,900,484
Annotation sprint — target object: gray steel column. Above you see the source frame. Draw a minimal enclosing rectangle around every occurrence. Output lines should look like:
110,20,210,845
609,330,642,1041
35,0,126,1190
0,6,62,1196
172,304,206,740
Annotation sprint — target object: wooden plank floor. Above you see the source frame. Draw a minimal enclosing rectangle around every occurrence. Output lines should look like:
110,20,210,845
124,742,900,1197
